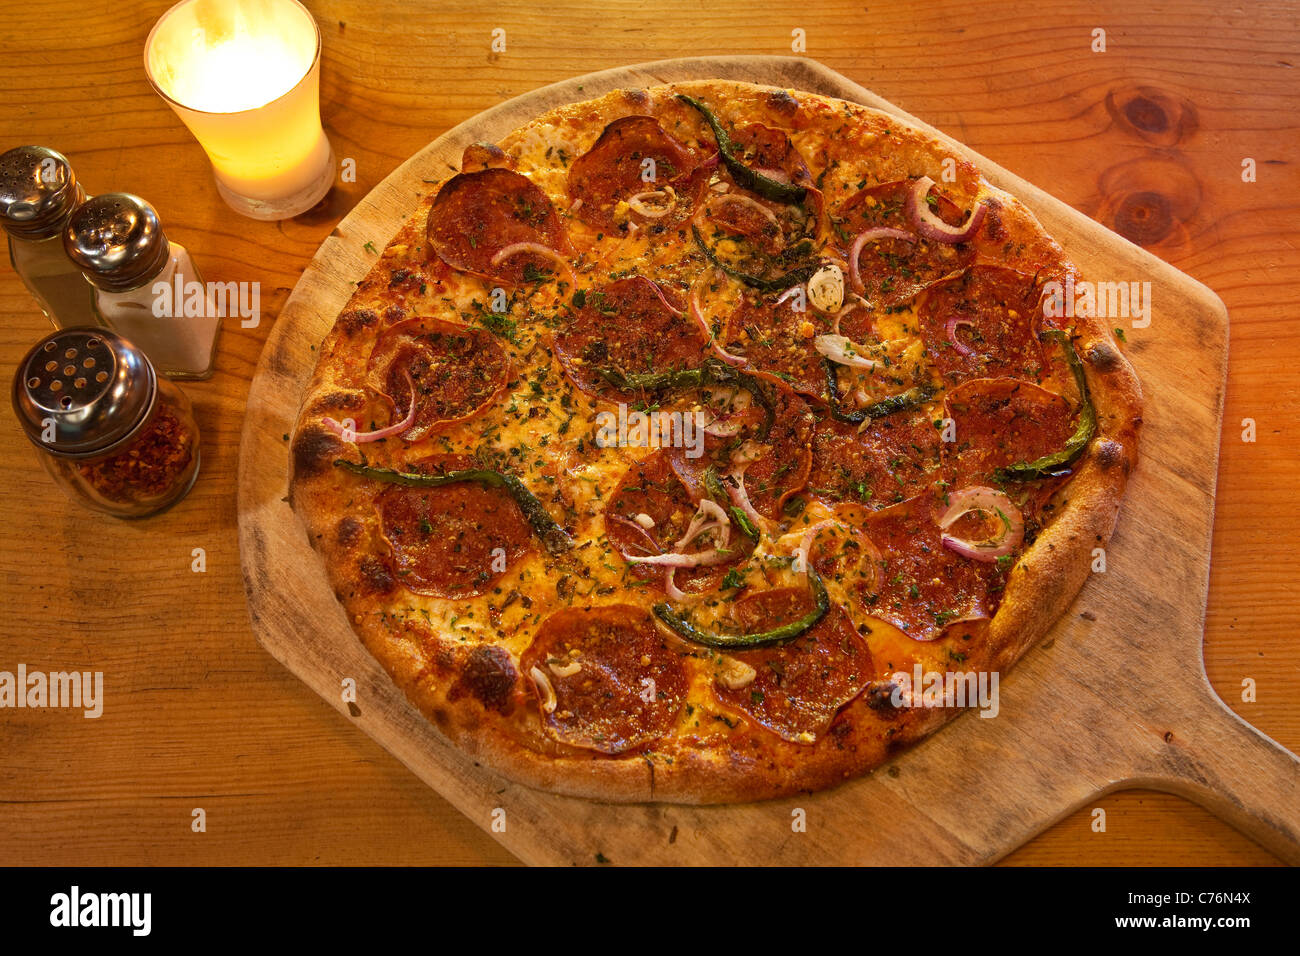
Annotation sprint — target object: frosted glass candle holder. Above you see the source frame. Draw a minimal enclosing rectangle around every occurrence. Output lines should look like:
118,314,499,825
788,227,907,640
145,0,335,221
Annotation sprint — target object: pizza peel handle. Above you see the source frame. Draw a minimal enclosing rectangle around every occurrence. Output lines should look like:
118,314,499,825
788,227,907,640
1130,679,1300,864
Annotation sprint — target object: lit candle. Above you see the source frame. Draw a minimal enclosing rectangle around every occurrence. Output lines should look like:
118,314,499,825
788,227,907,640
144,0,335,220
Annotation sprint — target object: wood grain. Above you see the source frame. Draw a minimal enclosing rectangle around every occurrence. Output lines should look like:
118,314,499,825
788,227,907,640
1,0,1295,866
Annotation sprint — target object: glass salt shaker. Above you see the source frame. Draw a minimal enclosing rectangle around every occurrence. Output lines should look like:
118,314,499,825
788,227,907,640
63,193,221,381
0,146,97,328
12,327,201,519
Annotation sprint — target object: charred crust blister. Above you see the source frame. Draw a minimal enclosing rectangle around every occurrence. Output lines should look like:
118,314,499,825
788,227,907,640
449,645,518,714
291,426,345,479
1087,341,1120,371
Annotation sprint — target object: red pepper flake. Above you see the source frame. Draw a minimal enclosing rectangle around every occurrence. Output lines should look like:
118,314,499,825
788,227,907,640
76,402,195,504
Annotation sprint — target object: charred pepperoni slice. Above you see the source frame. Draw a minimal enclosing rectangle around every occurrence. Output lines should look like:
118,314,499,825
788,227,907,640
836,179,975,306
425,167,571,284
521,605,687,754
944,378,1075,485
917,265,1048,386
366,317,510,441
860,492,1005,642
376,455,533,599
711,588,870,743
554,276,707,396
808,407,941,509
606,450,752,594
567,115,707,231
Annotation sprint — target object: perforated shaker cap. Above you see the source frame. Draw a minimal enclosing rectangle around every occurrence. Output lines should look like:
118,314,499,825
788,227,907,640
63,193,171,293
0,146,85,241
12,327,157,458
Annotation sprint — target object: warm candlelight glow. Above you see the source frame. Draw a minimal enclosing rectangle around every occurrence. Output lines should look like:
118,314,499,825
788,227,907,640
144,0,335,220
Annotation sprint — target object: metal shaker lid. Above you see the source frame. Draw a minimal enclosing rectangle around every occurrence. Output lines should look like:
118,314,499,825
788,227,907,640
12,327,157,458
0,146,85,241
63,193,171,293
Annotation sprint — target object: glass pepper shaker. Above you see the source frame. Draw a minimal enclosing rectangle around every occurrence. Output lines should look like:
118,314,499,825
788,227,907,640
0,146,98,329
63,193,221,381
12,327,201,518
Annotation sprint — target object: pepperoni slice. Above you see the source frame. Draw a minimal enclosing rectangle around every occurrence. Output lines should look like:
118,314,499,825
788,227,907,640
808,407,941,509
366,317,510,441
738,389,814,519
605,450,752,594
836,179,975,306
719,294,833,400
521,605,687,754
426,167,570,284
711,588,870,743
376,455,533,599
944,378,1075,486
917,265,1047,387
673,388,815,521
553,276,707,396
567,115,707,231
860,492,1005,642
729,122,817,192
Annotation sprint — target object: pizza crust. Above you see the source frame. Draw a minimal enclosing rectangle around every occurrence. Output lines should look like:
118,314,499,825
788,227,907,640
289,79,1142,804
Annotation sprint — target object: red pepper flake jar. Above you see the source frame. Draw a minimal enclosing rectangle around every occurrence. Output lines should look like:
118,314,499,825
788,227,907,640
12,327,200,518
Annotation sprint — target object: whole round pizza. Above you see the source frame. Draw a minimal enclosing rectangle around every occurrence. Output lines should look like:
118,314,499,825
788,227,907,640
289,79,1142,803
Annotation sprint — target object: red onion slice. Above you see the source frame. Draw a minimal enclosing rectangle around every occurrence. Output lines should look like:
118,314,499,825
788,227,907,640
324,369,418,443
490,241,577,285
690,283,748,367
709,191,781,228
906,176,987,244
945,316,977,357
725,467,773,536
848,227,915,292
938,486,1024,562
647,278,685,317
773,284,803,307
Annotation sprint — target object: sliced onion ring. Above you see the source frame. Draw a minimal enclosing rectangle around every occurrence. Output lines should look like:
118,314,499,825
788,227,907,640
490,241,577,285
946,316,977,357
529,666,557,714
708,191,781,228
814,334,879,370
628,185,677,219
938,486,1024,562
324,369,418,443
848,227,915,292
648,278,685,317
906,176,987,244
690,282,749,367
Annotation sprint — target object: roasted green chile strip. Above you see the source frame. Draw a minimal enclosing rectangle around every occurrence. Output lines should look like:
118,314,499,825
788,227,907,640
333,459,572,554
677,94,808,205
597,357,777,438
692,224,818,292
653,567,830,648
996,330,1097,480
822,358,937,425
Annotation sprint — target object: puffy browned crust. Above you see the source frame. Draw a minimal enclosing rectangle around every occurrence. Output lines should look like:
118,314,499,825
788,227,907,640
289,79,1142,804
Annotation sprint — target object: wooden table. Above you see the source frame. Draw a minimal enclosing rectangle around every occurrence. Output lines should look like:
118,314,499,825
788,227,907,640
1,0,1294,866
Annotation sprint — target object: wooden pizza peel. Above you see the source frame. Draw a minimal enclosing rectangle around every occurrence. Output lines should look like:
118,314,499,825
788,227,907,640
237,56,1298,865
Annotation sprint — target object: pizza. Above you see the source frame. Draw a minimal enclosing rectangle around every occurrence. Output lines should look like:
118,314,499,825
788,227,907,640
289,79,1142,803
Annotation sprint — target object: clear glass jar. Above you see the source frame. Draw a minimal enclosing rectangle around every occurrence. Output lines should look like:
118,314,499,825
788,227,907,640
38,376,201,518
8,231,99,329
89,240,221,381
